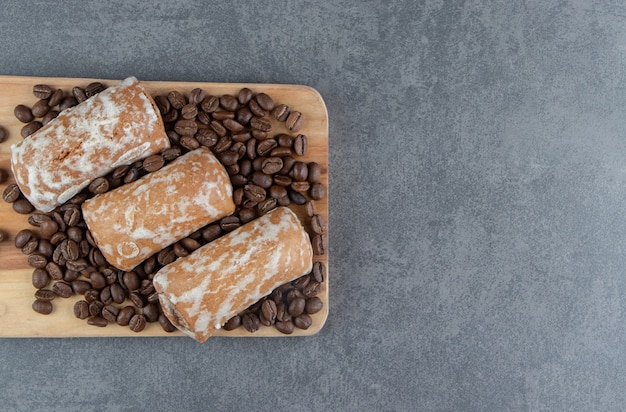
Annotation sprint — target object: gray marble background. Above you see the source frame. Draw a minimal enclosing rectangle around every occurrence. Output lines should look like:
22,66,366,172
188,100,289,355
1,1,625,411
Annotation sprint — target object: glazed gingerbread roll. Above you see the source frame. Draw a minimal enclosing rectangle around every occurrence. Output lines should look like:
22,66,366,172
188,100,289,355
153,206,313,343
11,76,170,212
82,147,235,271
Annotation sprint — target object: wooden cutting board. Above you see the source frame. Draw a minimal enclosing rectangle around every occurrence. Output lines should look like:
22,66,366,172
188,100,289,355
0,75,328,338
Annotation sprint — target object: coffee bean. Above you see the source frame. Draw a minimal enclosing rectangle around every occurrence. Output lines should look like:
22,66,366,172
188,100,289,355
291,181,310,193
305,201,316,217
288,190,306,205
72,87,87,103
161,146,183,162
269,146,292,158
286,111,304,132
290,161,308,181
223,315,241,331
167,91,186,109
210,120,227,137
60,239,80,261
63,205,81,226
45,261,63,281
87,317,108,327
242,313,260,333
117,306,135,326
33,84,53,99
250,116,272,132
64,269,81,282
66,227,83,243
272,104,290,121
102,305,120,323
87,271,105,290
219,150,239,166
303,280,322,297
32,268,50,289
248,99,266,117
276,302,291,322
174,119,198,136
27,253,48,269
41,110,59,125
237,107,254,125
254,93,274,111
51,211,66,232
219,215,241,232
89,300,104,317
21,237,39,255
312,234,328,256
129,314,147,332
309,183,326,200
84,289,100,303
305,296,324,314
275,320,294,334
294,314,313,330
110,283,126,304
212,111,235,121
307,162,321,183
172,242,189,258
261,300,277,322
154,95,171,114
261,157,283,174
201,95,219,113
15,229,33,248
279,156,296,175
294,134,307,156
14,104,34,123
13,198,34,214
237,88,253,105
189,88,206,105
143,302,160,322
34,289,55,302
257,139,277,156
257,198,277,215
31,99,50,117
275,134,291,148
0,125,8,143
88,177,109,194
180,237,201,252
32,299,53,315
311,214,327,234
269,185,288,200
159,314,177,332
312,261,326,283
162,109,178,123
251,171,273,189
220,94,239,111
239,207,257,223
71,279,92,295
157,247,176,266
74,300,89,319
292,275,310,290
142,154,165,172
201,224,222,242
124,167,140,184
59,96,77,111
221,118,244,132
181,103,198,120
273,175,292,187
85,82,105,97
244,184,266,203
53,282,73,298
122,271,140,291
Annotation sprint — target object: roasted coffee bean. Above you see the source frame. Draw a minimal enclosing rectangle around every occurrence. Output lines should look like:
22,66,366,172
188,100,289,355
129,314,147,332
288,297,306,317
220,118,243,133
72,86,87,103
31,99,50,117
261,157,283,174
73,300,89,319
101,305,120,323
257,198,277,215
41,110,59,125
292,275,311,290
246,138,257,160
243,184,266,203
13,198,34,214
201,95,219,113
286,111,304,132
87,316,108,327
157,247,176,266
161,146,183,162
110,283,126,304
273,175,292,187
181,103,198,120
159,314,177,332
84,289,100,303
14,104,34,123
51,211,66,232
250,116,272,132
290,161,308,181
88,271,106,290
275,320,294,334
242,313,260,333
143,302,160,322
48,89,64,108
117,306,135,326
201,224,222,242
276,133,292,148
303,280,322,297
180,237,201,252
311,214,327,234
168,91,186,109
53,282,73,298
304,202,317,219
288,190,306,205
219,150,239,166
67,227,83,244
272,104,290,121
167,129,182,145
189,87,206,105
45,261,63,281
70,279,91,295
255,92,274,111
194,128,217,148
154,95,171,114
220,215,241,232
142,154,165,172
261,300,277,322
88,177,109,194
147,292,160,303
277,195,290,207
268,146,291,158
59,96,77,111
22,238,39,255
220,94,239,111
237,88,253,105
213,136,232,153
294,314,313,330
251,172,273,189
309,183,326,200
111,164,131,180
63,269,81,282
312,234,328,256
276,302,290,322
33,84,53,99
32,268,50,289
173,243,189,258
60,239,80,261
236,107,254,125
15,230,34,249
291,181,310,193
312,261,326,283
197,111,211,125
252,131,270,141
286,288,305,304
210,120,227,137
162,108,179,123
305,296,324,315
174,119,198,136
63,206,81,226
122,271,140,290
85,82,105,97
269,185,288,199
248,99,266,117
32,299,53,315
27,253,48,269
34,289,55,302
294,134,307,156
223,315,241,331
100,285,113,305
123,167,140,184
139,279,155,296
212,111,235,121
307,162,321,183
31,212,52,228
279,156,296,175
238,207,257,223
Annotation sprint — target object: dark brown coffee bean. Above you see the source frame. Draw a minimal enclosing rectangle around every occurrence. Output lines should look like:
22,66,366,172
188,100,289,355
162,109,178,123
69,279,90,296
53,282,73,298
85,82,105,97
88,271,106,290
181,103,198,120
180,237,201,252
294,314,313,330
261,300,277,322
242,313,260,333
312,234,328,256
276,133,292,148
32,299,53,315
66,227,83,244
279,156,296,175
272,104,290,121
307,162,321,183
87,316,108,327
210,120,227,137
34,289,55,302
101,305,120,323
201,224,222,242
223,315,241,331
32,268,50,289
157,247,176,266
201,95,219,113
268,147,291,158
50,211,66,232
111,164,130,180
286,111,304,132
220,215,241,232
256,139,277,157
291,181,310,193
63,206,81,226
168,91,186,109
310,183,326,200
288,297,306,317
143,302,160,322
161,146,183,162
312,261,326,283
219,150,239,166
45,261,63,280
38,220,58,239
110,283,126,304
220,94,239,111
147,292,160,303
174,119,198,136
219,117,243,132
239,207,257,223
22,238,39,255
154,95,171,114
141,154,165,172
261,157,283,175
250,116,272,132
14,104,34,123
13,198,34,214
237,107,254,125
288,190,306,205
255,93,274,111
167,129,181,144
72,86,87,103
193,128,217,148
172,243,188,258
212,111,235,121
244,184,266,202
269,185,288,199
27,253,48,269
292,275,310,290
86,176,108,194
188,87,206,105
117,306,135,326
304,297,322,315
61,239,80,261
139,279,156,296
31,99,50,117
33,84,53,99
303,280,322,297
211,137,230,154
123,167,140,184
41,110,59,125
251,172,273,189
122,271,140,290
246,138,257,160
293,134,307,156
237,88,253,105
73,300,89,319
273,175,292,187
257,198,277,215
100,285,113,305
15,229,33,248
158,314,177,332
59,96,77,111
290,161,308,181
276,302,291,322
248,99,266,117
275,320,294,334
84,289,99,303
311,214,327,234
129,314,147,332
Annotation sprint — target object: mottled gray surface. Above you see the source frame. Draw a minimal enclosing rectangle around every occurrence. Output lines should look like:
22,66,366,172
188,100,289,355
0,0,625,410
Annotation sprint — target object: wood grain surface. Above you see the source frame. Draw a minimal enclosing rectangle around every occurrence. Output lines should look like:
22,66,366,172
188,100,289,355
0,76,328,339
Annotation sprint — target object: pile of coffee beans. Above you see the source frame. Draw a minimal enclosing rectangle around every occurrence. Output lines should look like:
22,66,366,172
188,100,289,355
3,81,328,335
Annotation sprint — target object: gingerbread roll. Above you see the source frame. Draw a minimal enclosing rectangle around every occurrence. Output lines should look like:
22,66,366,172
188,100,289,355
11,76,169,212
153,206,313,343
82,148,235,271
